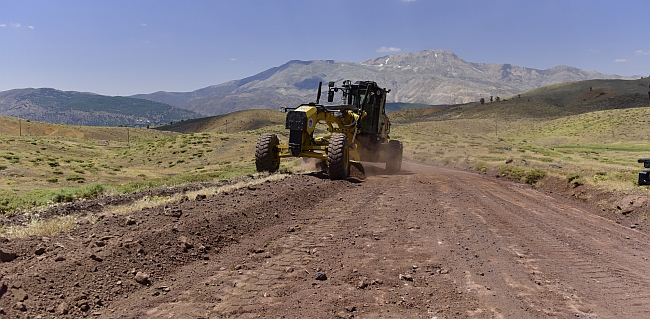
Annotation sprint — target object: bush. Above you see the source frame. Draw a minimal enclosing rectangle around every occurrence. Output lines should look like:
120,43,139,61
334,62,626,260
500,165,546,185
51,184,105,203
594,171,609,181
475,162,489,173
499,165,526,180
524,169,546,185
566,173,584,187
66,175,85,183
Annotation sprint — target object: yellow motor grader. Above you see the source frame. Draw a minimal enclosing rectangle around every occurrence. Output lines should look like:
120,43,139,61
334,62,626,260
255,80,403,180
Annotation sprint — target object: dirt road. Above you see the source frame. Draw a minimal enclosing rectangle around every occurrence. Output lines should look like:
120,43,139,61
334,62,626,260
1,162,650,318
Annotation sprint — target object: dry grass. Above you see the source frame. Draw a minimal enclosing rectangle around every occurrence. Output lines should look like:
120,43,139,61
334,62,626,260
1,173,290,238
2,215,77,239
185,173,288,200
100,173,289,217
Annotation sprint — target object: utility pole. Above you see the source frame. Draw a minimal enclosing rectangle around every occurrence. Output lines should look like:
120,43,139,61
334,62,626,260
19,119,22,136
127,128,130,148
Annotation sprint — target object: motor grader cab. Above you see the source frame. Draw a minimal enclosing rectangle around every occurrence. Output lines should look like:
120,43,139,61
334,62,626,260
255,80,403,180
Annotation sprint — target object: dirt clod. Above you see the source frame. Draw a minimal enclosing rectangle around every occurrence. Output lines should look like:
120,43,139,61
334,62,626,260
134,272,150,285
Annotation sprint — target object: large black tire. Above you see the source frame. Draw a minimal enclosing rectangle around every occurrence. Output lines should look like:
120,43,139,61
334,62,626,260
385,139,403,173
640,171,650,185
327,133,350,180
255,133,280,173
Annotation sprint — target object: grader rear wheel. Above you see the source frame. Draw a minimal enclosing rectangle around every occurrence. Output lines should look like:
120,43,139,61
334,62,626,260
327,133,350,180
255,133,280,173
385,139,403,173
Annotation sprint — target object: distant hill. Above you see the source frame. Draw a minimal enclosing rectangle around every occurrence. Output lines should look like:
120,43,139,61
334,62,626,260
391,77,650,123
386,102,445,113
132,50,635,116
0,88,200,126
153,109,285,134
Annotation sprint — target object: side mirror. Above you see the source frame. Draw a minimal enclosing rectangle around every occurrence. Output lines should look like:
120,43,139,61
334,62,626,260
327,91,334,103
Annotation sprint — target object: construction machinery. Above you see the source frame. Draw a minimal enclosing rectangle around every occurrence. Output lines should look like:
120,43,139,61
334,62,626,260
255,80,403,179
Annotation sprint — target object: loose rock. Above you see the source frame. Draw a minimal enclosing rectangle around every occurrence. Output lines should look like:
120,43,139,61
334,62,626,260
56,302,69,315
134,271,150,285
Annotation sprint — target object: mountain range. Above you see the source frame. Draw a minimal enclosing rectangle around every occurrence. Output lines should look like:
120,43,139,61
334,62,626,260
0,50,638,125
132,50,636,116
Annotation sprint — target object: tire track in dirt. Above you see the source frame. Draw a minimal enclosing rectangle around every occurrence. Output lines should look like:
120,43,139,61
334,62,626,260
421,164,650,318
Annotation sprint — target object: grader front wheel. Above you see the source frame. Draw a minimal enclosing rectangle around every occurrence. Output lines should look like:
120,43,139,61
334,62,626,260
327,133,350,180
255,133,280,173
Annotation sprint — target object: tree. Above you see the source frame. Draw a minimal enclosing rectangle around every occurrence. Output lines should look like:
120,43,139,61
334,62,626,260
480,98,485,105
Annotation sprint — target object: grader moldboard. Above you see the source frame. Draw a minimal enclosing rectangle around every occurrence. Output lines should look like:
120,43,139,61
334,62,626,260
255,80,403,180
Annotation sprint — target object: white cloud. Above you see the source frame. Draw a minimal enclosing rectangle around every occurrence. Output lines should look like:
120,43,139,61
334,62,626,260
10,23,21,28
141,23,147,27
590,49,599,53
377,46,401,53
230,58,237,61
635,50,650,56
402,0,417,2
0,24,6,27
28,26,34,30
615,59,627,63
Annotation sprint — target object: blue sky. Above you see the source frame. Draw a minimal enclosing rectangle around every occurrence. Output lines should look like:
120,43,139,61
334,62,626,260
1,0,649,96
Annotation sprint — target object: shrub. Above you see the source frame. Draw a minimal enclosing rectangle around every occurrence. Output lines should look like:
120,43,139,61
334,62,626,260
500,166,546,185
499,165,526,180
475,162,489,173
51,183,105,203
524,169,546,185
66,175,85,183
566,173,584,187
594,171,609,181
